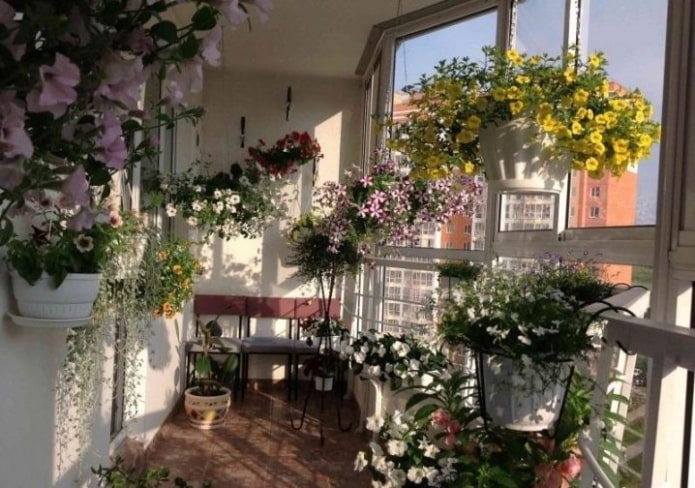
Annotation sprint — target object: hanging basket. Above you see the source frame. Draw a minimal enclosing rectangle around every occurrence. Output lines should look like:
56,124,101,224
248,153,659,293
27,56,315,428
479,117,569,193
478,353,573,432
10,272,102,320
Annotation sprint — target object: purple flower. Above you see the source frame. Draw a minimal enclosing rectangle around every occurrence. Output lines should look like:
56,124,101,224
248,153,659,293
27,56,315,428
95,112,127,169
61,165,90,208
26,53,80,117
97,51,148,110
0,91,33,159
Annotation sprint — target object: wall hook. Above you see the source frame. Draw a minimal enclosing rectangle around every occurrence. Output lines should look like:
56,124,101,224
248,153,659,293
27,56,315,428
285,86,292,121
240,116,246,148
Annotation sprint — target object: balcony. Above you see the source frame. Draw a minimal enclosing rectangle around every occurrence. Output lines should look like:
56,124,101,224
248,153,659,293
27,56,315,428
1,1,695,487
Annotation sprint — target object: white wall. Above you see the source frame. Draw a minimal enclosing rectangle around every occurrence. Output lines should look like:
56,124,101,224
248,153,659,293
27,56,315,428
195,70,362,378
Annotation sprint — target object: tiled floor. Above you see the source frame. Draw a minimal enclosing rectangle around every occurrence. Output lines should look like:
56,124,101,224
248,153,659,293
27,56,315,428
146,381,373,487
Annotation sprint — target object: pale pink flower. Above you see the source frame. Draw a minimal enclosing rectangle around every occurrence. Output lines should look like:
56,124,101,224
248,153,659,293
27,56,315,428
0,1,25,60
0,158,22,190
200,26,222,67
74,234,94,252
127,26,154,54
61,165,90,207
97,51,148,109
431,408,451,427
95,112,127,169
109,212,123,228
213,0,248,26
164,60,203,105
441,434,457,449
67,208,96,231
26,53,80,117
0,91,33,159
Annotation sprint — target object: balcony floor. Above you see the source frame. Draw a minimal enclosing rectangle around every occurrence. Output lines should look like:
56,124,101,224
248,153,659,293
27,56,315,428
146,381,372,487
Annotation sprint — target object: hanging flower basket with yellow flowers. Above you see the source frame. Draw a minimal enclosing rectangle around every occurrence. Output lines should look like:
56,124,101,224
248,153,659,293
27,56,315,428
388,46,661,185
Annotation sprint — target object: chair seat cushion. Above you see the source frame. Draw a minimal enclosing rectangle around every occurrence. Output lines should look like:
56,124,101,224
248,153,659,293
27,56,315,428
242,336,305,354
186,337,242,354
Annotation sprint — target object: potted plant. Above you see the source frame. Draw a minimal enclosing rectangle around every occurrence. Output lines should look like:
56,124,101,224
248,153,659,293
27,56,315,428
246,130,323,178
301,350,344,391
435,260,482,300
5,192,122,322
438,258,610,431
299,317,347,350
184,318,240,430
148,160,287,242
389,47,661,190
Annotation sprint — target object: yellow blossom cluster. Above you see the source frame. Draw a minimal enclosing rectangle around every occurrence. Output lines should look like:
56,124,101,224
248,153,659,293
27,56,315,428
387,46,660,180
152,240,201,319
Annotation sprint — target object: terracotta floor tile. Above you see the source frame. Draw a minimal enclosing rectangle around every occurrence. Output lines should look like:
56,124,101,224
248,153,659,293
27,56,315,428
145,383,371,487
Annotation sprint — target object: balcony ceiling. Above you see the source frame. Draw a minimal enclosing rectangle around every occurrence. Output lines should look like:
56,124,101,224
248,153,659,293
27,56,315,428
218,0,443,78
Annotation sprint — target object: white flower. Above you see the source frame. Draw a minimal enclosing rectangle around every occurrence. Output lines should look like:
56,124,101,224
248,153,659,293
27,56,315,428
354,451,368,472
377,345,387,357
518,335,532,346
353,351,366,364
186,216,198,226
372,456,389,474
366,415,384,432
239,176,250,186
361,343,371,354
165,203,177,217
367,364,382,377
386,439,408,457
385,363,394,373
159,182,169,191
191,200,203,211
408,358,421,372
423,466,439,484
391,341,411,358
407,467,425,483
230,193,241,204
193,185,202,192
213,189,222,199
74,234,94,252
387,468,407,487
213,201,224,214
369,442,383,457
424,442,440,458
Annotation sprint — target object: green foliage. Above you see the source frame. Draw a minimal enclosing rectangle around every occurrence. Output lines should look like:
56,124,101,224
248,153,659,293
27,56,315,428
92,457,212,488
190,319,239,397
435,260,482,281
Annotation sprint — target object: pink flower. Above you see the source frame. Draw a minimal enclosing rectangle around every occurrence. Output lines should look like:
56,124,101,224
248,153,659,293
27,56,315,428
95,112,127,169
97,51,148,109
0,91,33,159
556,455,582,481
201,26,222,67
0,158,22,190
67,209,96,231
441,434,457,449
213,0,248,26
431,408,451,427
109,212,123,228
61,165,90,207
164,60,203,105
445,420,461,435
0,1,25,60
26,53,80,117
127,26,154,54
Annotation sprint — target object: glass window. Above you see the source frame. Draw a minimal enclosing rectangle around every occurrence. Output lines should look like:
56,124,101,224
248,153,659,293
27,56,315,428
499,193,556,232
591,186,601,197
514,0,566,56
590,207,600,218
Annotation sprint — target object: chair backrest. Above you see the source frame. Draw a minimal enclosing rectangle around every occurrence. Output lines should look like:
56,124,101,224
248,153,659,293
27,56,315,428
294,297,341,319
245,297,296,318
194,295,247,316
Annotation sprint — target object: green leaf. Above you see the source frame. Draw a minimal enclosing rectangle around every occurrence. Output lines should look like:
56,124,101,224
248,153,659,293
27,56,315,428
207,319,223,337
151,21,178,43
192,6,218,30
405,392,433,411
195,355,211,379
179,35,199,59
0,219,13,246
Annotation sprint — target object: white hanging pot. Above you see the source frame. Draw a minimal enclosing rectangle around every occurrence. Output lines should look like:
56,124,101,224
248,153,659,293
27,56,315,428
184,386,232,430
11,272,102,320
479,353,572,432
314,375,334,391
479,117,569,193
114,235,148,280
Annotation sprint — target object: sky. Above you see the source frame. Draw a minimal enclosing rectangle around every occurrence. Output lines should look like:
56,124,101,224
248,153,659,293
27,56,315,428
393,0,667,225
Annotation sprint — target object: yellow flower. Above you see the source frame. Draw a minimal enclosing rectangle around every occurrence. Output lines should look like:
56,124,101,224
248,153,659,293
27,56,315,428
604,111,618,128
600,80,610,97
594,114,606,125
638,134,653,147
506,49,522,65
538,103,553,116
609,99,628,111
593,141,606,155
585,157,600,171
571,121,584,135
463,161,476,174
588,131,602,144
529,55,541,66
564,68,576,83
475,97,489,111
492,87,506,102
515,75,530,84
612,139,629,154
172,264,183,275
447,82,463,98
588,53,601,69
456,130,476,144
560,96,573,108
157,251,169,261
509,100,524,115
466,115,482,131
506,86,521,99
573,89,589,106
635,110,645,123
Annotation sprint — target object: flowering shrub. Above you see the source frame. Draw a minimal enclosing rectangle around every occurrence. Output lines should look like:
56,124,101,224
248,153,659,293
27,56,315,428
247,131,323,177
347,329,449,390
314,154,481,250
152,161,286,240
389,46,660,180
355,371,591,488
5,190,122,286
149,238,201,319
438,260,608,370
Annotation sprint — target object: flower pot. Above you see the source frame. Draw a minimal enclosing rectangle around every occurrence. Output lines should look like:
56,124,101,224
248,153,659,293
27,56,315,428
437,276,460,301
479,117,569,192
114,235,148,280
314,335,342,351
11,272,102,320
479,354,571,431
314,375,334,391
184,386,232,430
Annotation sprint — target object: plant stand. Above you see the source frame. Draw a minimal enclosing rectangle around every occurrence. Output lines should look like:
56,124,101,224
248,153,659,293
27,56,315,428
291,336,352,446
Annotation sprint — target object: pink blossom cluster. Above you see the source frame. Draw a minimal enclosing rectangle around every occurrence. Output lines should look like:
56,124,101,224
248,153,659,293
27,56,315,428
431,408,462,449
0,0,271,245
313,155,482,254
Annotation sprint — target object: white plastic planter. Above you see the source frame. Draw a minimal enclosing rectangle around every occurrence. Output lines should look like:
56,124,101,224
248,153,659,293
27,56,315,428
480,354,571,431
479,117,569,193
11,272,102,321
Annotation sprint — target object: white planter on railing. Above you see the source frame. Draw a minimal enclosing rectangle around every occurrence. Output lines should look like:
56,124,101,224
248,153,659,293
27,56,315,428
480,353,571,431
479,117,568,193
314,375,334,391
